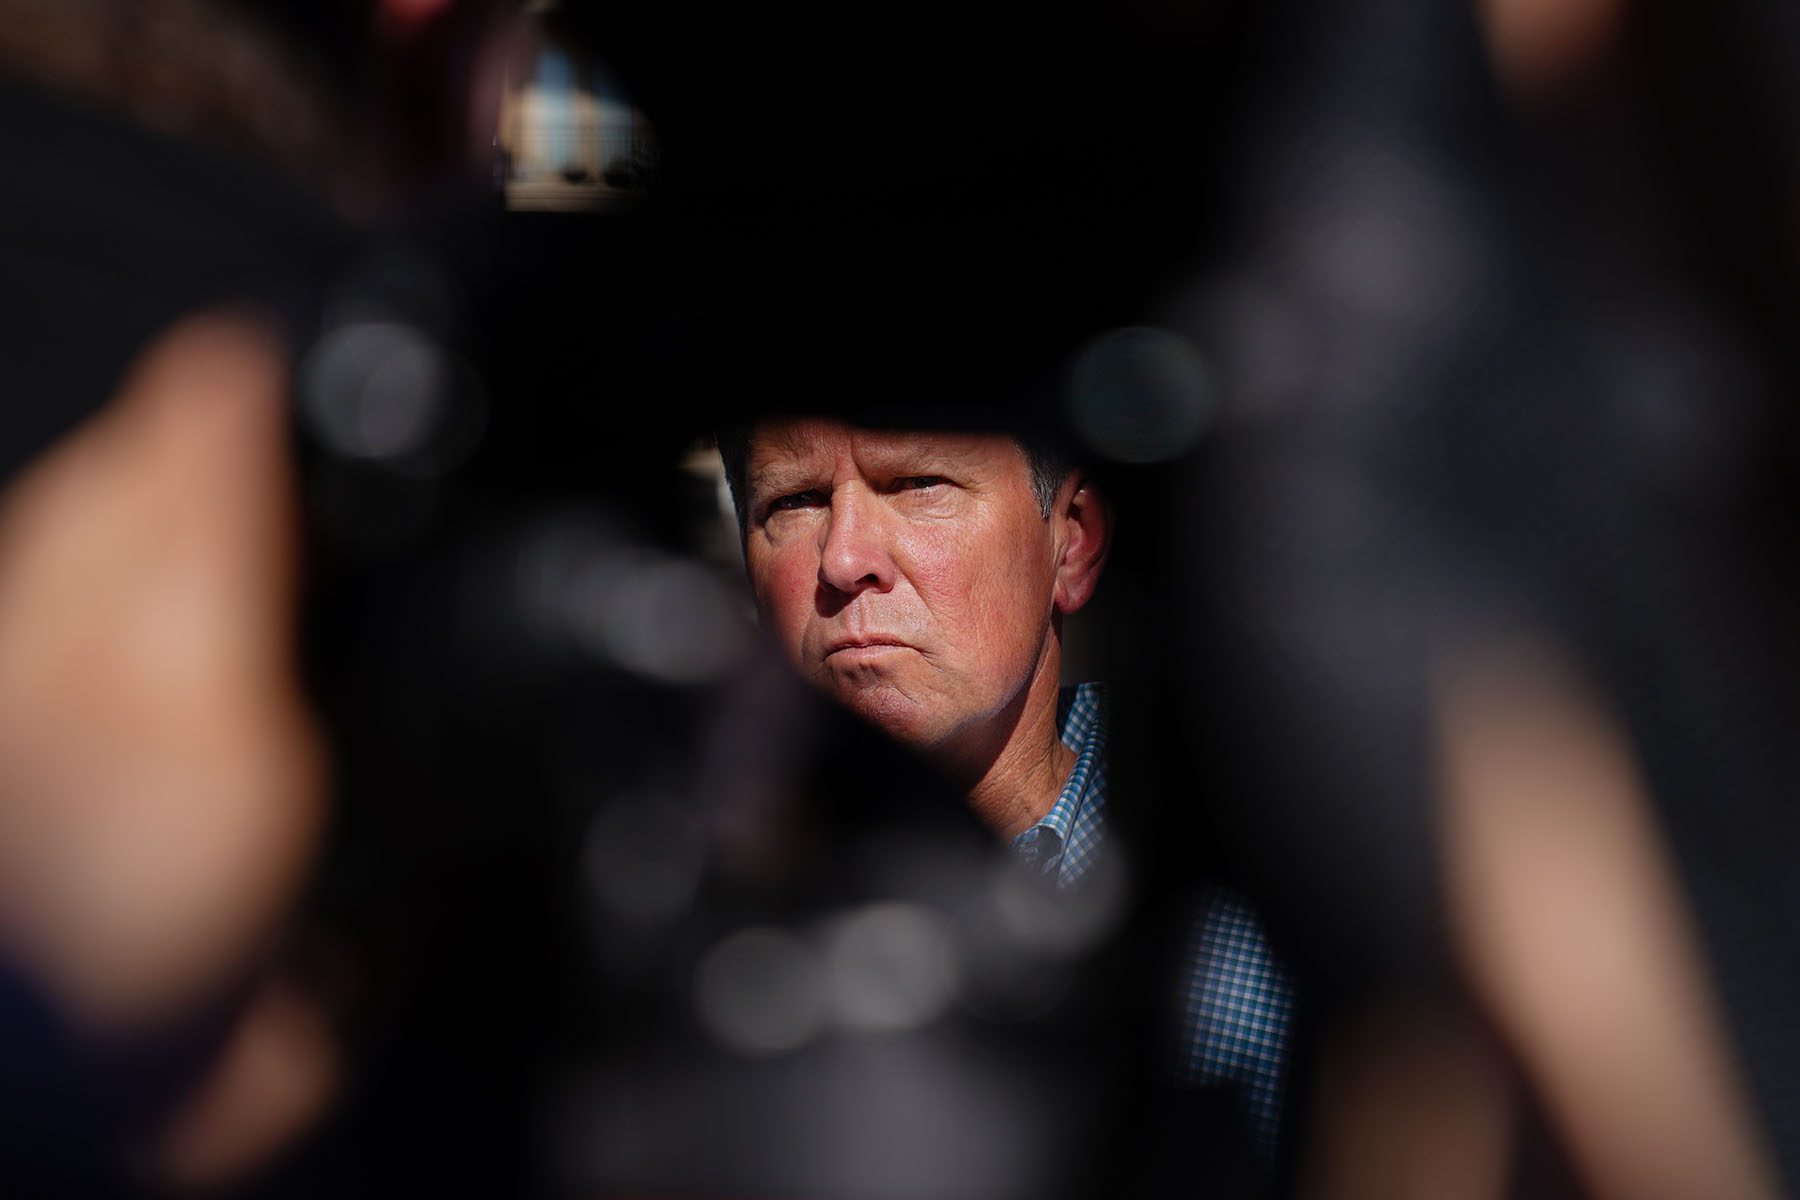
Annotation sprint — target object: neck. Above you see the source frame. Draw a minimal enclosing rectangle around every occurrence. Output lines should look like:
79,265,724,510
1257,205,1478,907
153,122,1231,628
944,636,1075,842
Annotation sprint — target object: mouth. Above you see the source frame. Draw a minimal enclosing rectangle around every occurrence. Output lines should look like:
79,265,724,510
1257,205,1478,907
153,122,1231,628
825,636,913,659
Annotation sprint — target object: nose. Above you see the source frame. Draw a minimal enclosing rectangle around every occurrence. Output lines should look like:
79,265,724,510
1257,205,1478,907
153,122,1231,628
817,483,894,597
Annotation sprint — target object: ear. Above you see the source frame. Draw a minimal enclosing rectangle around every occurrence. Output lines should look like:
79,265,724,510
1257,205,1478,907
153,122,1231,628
1051,472,1113,615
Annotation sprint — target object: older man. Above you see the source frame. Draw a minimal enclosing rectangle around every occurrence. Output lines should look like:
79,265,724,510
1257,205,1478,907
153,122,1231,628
733,419,1105,837
718,416,1297,1161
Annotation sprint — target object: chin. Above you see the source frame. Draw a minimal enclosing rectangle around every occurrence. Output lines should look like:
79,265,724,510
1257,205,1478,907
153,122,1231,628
834,683,940,747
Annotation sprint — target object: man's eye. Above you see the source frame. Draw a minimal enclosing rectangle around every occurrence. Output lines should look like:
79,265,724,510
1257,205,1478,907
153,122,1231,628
769,490,826,513
898,476,946,491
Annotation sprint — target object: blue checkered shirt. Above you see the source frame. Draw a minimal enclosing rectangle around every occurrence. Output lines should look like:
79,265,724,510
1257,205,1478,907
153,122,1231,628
1010,683,1297,1159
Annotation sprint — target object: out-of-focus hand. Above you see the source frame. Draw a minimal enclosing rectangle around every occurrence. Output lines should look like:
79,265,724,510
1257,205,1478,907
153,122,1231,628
0,313,325,1032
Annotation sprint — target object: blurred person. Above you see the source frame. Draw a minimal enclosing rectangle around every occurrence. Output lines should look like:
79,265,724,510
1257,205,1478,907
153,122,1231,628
1173,0,1800,1193
1430,640,1780,1200
716,418,1299,1168
0,0,377,1190
0,316,335,1193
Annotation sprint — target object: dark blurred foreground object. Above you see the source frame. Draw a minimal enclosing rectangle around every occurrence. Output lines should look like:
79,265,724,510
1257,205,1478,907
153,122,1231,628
0,1,533,1192
0,55,351,1199
1162,0,1800,1193
0,70,345,485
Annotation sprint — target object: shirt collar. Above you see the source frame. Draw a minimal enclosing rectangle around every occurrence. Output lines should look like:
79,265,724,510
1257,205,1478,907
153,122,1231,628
1009,681,1109,888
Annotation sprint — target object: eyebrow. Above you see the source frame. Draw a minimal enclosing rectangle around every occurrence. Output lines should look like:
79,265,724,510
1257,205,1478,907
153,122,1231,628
746,430,995,500
746,462,825,499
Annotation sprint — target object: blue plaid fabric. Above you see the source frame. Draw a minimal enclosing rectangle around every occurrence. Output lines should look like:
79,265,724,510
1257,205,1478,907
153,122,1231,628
1008,682,1109,888
1011,683,1297,1159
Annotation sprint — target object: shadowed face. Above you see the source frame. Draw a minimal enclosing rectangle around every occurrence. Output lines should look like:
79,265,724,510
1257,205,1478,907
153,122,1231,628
742,419,1068,756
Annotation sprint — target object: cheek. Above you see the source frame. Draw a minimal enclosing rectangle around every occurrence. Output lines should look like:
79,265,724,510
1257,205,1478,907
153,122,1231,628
902,530,978,618
985,545,1053,648
750,548,818,645
906,523,1051,653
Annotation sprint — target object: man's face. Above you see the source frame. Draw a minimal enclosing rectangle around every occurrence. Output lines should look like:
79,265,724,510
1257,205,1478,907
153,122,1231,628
742,419,1064,756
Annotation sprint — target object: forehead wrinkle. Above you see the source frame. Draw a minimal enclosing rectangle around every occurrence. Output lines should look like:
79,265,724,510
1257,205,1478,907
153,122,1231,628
850,427,1016,474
